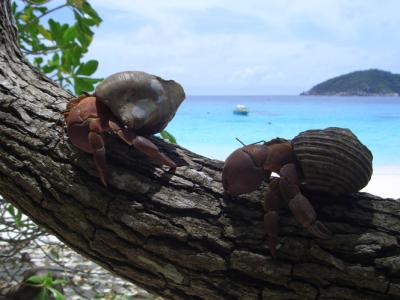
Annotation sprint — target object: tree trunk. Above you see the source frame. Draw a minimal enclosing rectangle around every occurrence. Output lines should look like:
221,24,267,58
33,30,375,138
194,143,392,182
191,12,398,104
1,1,400,299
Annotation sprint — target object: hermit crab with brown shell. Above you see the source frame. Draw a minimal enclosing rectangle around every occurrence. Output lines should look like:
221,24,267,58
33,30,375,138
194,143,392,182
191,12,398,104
222,127,373,257
64,71,185,186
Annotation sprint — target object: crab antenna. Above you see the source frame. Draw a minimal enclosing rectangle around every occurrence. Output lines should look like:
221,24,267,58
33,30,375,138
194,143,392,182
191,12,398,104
236,138,266,146
235,138,246,146
249,140,265,145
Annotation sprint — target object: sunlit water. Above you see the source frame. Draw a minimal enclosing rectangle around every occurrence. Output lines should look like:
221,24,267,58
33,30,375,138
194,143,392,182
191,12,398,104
165,95,400,197
166,96,399,165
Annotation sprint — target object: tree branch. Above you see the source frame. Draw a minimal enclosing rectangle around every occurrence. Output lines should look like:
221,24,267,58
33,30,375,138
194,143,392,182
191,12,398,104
1,1,400,299
20,3,68,31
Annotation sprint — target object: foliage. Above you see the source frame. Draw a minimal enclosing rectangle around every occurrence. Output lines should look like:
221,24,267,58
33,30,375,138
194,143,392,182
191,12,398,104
0,200,44,255
6,202,24,228
12,0,102,94
304,69,400,95
160,130,177,144
27,272,66,300
5,202,39,230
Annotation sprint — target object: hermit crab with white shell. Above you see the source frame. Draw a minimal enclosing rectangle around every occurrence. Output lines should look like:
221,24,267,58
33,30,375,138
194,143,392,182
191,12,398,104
222,127,373,257
64,71,185,186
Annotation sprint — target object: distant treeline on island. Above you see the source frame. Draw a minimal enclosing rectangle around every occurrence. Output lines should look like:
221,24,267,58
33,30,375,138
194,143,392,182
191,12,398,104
301,69,400,96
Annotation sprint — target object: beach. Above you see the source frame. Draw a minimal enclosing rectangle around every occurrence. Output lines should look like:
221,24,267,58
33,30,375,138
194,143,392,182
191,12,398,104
361,166,400,199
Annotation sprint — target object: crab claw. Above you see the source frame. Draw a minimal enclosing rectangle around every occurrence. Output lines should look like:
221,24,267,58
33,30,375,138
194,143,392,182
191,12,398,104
288,193,332,239
222,148,265,196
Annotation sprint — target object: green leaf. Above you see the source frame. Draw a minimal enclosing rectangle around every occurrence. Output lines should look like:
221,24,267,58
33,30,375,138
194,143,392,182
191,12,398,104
82,18,98,27
30,0,51,5
26,274,47,285
15,208,22,228
73,76,98,94
68,0,85,9
71,46,83,66
73,77,102,95
37,287,49,300
160,130,177,144
51,279,66,285
11,2,17,14
55,23,70,48
51,52,60,65
23,18,40,35
77,31,92,49
63,25,76,43
76,60,98,75
34,6,48,14
82,2,102,25
42,64,57,74
48,19,60,36
38,25,52,40
44,272,53,287
74,11,94,35
48,287,65,300
7,204,15,217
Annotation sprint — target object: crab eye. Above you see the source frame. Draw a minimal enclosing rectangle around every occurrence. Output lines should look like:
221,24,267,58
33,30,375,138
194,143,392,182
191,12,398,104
222,148,265,196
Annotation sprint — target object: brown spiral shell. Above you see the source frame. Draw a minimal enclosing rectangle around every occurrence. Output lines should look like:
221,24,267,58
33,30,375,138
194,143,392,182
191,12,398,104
95,71,185,135
291,127,373,195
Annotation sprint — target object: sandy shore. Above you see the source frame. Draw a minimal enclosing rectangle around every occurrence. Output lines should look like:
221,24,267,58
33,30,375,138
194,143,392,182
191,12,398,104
361,166,400,199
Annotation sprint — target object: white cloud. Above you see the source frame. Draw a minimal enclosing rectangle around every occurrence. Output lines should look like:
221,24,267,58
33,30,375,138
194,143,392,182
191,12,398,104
88,0,400,94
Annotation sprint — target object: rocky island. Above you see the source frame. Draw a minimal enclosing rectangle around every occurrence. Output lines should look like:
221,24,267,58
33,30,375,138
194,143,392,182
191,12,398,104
301,69,400,96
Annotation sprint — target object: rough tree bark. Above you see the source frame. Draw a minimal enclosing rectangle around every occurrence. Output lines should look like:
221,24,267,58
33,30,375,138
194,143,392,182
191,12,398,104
1,1,400,299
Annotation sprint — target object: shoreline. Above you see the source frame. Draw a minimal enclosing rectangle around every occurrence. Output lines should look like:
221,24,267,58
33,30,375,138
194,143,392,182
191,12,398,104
361,166,400,199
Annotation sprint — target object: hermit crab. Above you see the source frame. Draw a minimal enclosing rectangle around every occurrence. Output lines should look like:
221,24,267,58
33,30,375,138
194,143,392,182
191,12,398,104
64,71,185,186
222,127,373,257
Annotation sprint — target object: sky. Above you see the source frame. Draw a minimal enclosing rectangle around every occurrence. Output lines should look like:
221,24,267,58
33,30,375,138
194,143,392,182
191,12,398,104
44,0,400,95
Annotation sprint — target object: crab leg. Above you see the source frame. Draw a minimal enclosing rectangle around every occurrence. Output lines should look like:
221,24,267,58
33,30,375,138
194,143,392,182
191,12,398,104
279,163,331,239
108,119,136,145
88,118,108,186
264,177,283,258
108,120,176,169
132,136,176,169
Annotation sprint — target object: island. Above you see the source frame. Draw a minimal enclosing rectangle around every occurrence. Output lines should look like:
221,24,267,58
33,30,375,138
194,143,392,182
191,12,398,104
301,69,400,96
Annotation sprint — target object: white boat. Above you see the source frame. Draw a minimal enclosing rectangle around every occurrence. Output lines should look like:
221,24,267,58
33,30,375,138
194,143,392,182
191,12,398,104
233,104,249,115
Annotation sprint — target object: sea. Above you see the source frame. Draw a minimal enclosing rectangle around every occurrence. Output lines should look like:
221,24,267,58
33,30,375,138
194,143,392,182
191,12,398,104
164,95,400,169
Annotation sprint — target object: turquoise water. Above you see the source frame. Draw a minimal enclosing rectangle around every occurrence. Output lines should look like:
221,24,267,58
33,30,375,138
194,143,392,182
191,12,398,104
164,96,400,167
